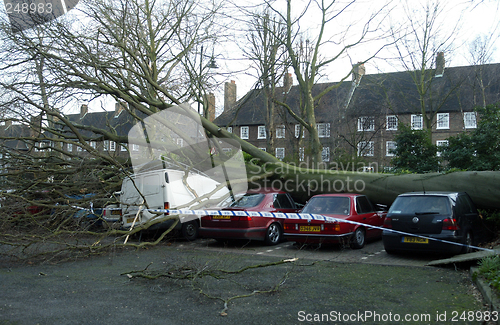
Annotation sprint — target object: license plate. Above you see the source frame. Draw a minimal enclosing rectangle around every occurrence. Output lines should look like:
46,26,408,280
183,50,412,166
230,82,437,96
402,236,429,244
126,217,137,224
111,210,121,215
212,215,231,220
300,226,321,232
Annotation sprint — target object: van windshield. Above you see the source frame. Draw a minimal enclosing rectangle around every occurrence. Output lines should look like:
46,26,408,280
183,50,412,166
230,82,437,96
230,193,265,208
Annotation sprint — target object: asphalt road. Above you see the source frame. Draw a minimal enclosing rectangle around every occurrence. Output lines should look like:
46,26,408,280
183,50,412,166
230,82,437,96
177,237,444,267
1,237,494,325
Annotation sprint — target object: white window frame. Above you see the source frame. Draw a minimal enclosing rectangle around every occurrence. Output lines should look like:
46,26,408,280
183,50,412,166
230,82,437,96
121,145,127,152
299,147,305,162
103,140,110,151
321,147,330,162
176,138,184,147
257,126,267,139
77,145,83,152
386,115,398,131
436,140,448,157
240,126,249,139
436,113,449,129
258,147,266,152
227,126,233,133
316,123,330,138
110,141,116,151
357,116,375,132
132,144,139,152
411,114,423,130
463,112,477,129
295,124,307,138
275,147,285,160
67,143,73,152
357,141,374,157
276,125,286,139
90,141,97,150
386,141,396,157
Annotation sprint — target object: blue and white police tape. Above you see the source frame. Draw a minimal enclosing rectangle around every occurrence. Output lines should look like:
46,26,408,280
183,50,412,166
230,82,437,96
137,207,494,252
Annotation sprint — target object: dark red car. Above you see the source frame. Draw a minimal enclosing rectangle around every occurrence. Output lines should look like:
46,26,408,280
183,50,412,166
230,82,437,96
199,188,300,245
283,193,386,249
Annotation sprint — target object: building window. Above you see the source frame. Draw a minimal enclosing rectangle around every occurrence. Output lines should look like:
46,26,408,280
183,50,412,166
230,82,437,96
176,138,184,147
121,145,127,152
411,114,423,130
436,113,449,129
357,141,374,157
275,147,285,160
357,116,375,131
295,124,305,138
77,146,83,152
386,115,398,130
464,112,477,129
317,123,330,138
227,126,233,133
321,147,330,162
240,126,249,139
110,141,116,151
276,125,285,139
257,126,266,139
299,147,304,162
386,141,397,157
258,147,266,152
67,143,73,152
436,140,448,157
132,144,139,152
90,141,97,149
103,140,110,151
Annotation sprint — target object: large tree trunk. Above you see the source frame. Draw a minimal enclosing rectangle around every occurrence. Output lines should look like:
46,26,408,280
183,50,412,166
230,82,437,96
278,169,500,210
201,115,500,210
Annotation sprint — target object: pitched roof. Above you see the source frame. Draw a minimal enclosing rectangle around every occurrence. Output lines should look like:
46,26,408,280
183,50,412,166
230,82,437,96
215,63,500,126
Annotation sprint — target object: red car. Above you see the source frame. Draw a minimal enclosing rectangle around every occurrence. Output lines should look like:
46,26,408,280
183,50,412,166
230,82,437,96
199,188,300,245
283,193,386,249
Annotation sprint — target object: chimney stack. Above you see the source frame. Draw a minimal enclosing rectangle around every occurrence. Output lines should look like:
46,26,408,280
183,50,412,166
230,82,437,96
206,93,216,122
352,62,365,85
284,72,293,92
80,104,88,119
224,80,237,112
435,52,445,77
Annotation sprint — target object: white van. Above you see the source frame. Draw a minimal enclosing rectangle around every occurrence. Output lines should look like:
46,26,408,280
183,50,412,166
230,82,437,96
120,165,228,240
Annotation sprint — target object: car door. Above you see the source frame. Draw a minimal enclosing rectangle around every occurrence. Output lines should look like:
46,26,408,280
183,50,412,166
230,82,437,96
355,196,382,238
271,193,298,225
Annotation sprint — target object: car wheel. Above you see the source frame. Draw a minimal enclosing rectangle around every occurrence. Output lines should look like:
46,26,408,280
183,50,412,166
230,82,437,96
265,223,282,246
350,227,366,249
461,231,473,254
181,221,199,241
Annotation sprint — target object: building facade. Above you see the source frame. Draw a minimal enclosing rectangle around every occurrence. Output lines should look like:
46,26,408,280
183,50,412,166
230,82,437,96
214,58,500,170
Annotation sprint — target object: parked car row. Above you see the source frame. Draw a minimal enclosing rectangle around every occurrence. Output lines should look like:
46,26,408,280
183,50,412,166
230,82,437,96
196,189,485,256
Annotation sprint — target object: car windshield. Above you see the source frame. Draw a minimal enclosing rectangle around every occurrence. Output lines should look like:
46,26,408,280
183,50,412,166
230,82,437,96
230,193,265,208
389,196,451,215
302,196,350,215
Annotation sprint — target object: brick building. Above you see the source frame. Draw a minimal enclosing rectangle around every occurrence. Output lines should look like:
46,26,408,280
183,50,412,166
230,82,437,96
214,58,500,170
